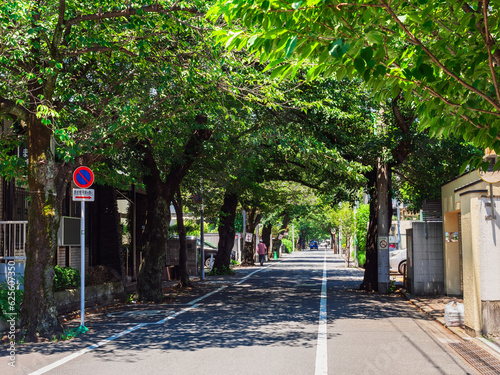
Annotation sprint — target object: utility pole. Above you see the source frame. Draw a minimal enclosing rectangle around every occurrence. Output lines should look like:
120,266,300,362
200,177,205,281
376,106,390,293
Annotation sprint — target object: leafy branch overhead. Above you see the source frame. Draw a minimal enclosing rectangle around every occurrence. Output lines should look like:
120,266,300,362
208,0,500,155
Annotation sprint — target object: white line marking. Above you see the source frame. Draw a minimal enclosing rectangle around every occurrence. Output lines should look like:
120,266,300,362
29,323,147,375
315,249,328,375
151,304,199,324
188,286,227,305
235,264,274,285
29,261,281,374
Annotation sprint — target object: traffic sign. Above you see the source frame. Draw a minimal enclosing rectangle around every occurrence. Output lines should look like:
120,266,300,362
73,189,95,202
378,236,389,250
73,166,94,188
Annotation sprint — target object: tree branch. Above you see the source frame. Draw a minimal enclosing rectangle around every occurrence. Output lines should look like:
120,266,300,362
65,4,202,27
482,0,500,104
0,97,30,123
380,0,500,113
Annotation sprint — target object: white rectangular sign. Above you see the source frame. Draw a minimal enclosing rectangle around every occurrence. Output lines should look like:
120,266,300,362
245,233,253,243
73,188,95,201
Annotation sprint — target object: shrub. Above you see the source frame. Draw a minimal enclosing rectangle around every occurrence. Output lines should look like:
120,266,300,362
281,239,293,253
53,265,80,291
208,265,235,276
0,277,23,323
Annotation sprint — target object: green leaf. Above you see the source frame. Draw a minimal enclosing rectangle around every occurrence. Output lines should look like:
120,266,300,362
353,58,366,73
360,47,373,63
328,39,345,58
247,34,258,48
365,31,383,44
419,63,434,78
285,35,298,58
262,58,286,72
271,64,289,80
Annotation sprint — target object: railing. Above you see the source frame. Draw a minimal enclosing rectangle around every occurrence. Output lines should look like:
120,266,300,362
0,221,27,285
0,221,27,259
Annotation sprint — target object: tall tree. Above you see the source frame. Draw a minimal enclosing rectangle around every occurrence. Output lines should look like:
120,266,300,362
208,0,500,159
0,1,207,339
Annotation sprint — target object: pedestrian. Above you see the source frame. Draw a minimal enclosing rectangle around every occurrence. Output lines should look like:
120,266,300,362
257,239,267,266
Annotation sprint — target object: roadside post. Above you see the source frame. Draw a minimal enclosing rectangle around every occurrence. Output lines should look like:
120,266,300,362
72,166,94,331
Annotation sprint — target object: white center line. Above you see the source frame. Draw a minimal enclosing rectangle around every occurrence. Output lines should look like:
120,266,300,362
315,249,328,375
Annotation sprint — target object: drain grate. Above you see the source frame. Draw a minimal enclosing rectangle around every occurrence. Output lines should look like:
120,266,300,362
450,341,500,375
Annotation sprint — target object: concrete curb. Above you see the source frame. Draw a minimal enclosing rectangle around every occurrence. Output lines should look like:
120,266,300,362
400,290,500,360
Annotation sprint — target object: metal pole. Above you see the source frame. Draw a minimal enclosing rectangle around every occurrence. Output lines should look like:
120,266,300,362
132,185,137,281
200,178,205,280
80,200,86,328
397,203,401,250
292,224,295,252
242,210,246,261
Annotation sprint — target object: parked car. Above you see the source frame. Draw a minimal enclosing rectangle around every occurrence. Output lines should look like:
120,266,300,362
309,240,318,250
197,239,236,267
389,248,407,275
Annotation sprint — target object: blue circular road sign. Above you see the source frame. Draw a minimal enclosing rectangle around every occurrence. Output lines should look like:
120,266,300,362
73,166,94,188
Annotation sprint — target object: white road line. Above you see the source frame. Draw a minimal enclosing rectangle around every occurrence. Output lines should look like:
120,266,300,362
188,286,227,305
315,249,328,375
151,304,199,324
29,261,280,374
235,265,271,285
29,323,147,375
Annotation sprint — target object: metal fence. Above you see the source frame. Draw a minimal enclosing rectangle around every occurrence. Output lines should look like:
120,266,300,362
0,221,27,285
0,221,27,259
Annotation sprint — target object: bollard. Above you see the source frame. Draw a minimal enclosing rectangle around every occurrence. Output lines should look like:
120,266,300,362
273,251,277,260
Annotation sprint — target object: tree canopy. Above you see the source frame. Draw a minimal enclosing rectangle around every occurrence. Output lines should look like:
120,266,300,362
208,0,500,161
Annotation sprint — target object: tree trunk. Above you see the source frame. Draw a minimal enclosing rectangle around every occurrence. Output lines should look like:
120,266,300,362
271,212,290,256
20,115,63,341
214,191,238,270
137,150,169,302
137,127,212,299
360,169,379,292
241,208,261,265
173,190,190,287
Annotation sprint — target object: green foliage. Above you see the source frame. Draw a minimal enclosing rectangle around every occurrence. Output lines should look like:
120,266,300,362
388,278,398,294
0,278,23,323
355,204,370,267
53,266,80,291
209,0,500,154
281,238,293,253
208,265,235,276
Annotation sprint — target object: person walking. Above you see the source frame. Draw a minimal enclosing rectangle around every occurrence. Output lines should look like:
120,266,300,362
257,239,267,266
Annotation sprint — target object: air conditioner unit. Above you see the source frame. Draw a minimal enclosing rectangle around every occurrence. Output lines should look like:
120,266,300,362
58,217,81,246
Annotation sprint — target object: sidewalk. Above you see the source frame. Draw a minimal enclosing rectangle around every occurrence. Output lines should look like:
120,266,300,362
401,291,500,370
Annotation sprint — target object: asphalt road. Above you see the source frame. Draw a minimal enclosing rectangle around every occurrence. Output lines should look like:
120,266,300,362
4,249,475,375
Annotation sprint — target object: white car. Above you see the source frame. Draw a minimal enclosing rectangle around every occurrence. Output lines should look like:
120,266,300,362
389,248,407,274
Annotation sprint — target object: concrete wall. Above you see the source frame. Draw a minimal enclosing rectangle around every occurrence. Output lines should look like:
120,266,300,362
53,282,124,314
477,197,500,336
442,171,500,337
408,222,444,295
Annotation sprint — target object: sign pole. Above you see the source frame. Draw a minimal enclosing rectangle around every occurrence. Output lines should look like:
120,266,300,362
200,177,205,281
72,166,94,333
80,199,86,328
